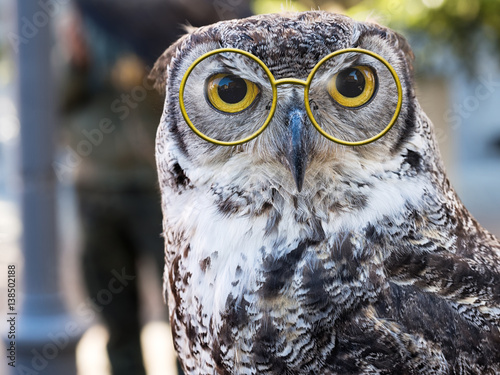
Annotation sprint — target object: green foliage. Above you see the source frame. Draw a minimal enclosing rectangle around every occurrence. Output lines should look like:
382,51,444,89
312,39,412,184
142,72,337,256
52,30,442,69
345,0,500,72
252,0,308,14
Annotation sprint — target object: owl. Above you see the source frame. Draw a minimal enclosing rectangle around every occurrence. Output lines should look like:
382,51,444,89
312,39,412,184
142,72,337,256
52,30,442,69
150,11,500,374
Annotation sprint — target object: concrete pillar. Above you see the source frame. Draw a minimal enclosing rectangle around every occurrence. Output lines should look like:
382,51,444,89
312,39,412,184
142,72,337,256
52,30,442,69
10,1,79,373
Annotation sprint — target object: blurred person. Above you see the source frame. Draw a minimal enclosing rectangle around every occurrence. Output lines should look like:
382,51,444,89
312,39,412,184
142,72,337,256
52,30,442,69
59,11,173,375
58,1,253,374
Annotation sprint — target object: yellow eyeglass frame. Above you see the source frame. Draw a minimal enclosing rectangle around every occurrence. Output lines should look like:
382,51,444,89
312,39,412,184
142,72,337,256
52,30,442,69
179,47,403,146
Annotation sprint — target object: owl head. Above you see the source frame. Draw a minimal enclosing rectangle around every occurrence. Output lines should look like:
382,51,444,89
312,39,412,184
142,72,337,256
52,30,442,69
151,11,442,201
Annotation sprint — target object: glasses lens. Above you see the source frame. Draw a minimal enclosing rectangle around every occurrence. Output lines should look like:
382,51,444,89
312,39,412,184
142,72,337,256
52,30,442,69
181,51,274,145
308,50,400,144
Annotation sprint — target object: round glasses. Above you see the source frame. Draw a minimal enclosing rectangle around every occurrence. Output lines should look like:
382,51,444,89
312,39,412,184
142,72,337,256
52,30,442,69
179,48,403,146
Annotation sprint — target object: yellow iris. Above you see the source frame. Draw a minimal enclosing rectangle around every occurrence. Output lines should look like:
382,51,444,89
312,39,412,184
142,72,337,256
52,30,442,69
206,74,259,113
328,66,376,108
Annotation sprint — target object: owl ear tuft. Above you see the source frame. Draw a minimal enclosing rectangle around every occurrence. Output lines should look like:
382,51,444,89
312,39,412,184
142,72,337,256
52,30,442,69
390,31,415,72
359,22,415,76
148,45,179,96
148,33,191,96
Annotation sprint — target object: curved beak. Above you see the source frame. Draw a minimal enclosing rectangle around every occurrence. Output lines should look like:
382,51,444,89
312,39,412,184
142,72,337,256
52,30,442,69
284,108,310,192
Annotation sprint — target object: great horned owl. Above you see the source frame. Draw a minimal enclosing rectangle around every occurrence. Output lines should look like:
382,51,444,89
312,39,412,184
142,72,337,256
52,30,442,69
150,11,500,374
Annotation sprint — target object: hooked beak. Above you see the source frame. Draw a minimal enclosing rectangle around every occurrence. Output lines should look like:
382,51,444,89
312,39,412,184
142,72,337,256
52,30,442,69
284,108,310,192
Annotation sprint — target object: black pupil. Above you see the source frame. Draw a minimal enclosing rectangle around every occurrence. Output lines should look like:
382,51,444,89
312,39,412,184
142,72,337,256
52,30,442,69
218,76,247,104
336,68,365,98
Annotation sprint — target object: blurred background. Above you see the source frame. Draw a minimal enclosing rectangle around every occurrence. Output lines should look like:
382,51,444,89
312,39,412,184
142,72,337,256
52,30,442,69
0,0,499,374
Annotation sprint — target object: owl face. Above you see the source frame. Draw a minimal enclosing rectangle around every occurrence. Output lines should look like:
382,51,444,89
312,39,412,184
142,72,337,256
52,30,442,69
152,12,418,196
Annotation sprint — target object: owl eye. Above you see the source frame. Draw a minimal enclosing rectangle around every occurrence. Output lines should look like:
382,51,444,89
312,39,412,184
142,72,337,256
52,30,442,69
206,74,260,113
328,66,377,108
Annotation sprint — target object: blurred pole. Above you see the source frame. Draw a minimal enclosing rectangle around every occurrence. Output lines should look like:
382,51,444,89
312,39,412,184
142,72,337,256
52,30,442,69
12,1,78,374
